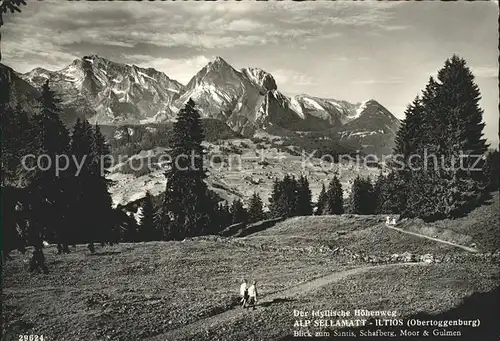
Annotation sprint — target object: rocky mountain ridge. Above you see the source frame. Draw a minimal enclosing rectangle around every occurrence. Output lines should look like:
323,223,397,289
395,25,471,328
2,55,400,154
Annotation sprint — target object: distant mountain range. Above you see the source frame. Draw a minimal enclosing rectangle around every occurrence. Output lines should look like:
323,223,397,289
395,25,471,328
1,55,400,154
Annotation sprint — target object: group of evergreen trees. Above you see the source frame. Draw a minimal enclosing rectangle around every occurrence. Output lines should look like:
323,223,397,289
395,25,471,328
316,174,344,215
2,80,116,269
268,174,313,218
380,55,493,221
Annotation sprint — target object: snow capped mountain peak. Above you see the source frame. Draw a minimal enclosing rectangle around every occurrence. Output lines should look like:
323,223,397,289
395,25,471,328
207,56,232,69
22,67,54,84
240,67,277,92
20,55,185,125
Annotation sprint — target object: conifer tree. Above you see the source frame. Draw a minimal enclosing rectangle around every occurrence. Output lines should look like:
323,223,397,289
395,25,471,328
68,118,94,245
483,150,499,191
373,172,405,214
268,178,286,218
284,175,299,217
248,193,264,223
388,55,490,220
230,199,248,225
296,175,313,216
214,201,232,231
326,174,344,215
268,175,299,218
89,123,115,246
162,99,211,239
315,183,327,216
348,176,375,215
139,191,156,241
29,80,71,260
153,205,167,240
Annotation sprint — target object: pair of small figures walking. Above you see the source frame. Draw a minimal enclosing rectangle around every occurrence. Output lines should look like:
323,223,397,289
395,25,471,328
240,279,258,309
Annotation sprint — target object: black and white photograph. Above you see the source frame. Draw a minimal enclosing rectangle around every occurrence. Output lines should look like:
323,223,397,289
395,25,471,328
1,1,499,340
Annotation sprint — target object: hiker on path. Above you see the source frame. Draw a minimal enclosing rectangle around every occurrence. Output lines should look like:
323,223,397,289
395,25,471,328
247,281,258,310
240,278,249,308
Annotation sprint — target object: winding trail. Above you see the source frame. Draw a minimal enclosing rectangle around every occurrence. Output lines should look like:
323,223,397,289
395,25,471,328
146,262,423,341
386,225,478,253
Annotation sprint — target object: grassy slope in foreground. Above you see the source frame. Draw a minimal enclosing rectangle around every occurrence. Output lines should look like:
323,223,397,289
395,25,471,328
184,262,499,341
2,197,499,341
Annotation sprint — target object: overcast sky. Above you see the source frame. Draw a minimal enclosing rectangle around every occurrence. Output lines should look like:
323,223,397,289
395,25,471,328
2,1,498,145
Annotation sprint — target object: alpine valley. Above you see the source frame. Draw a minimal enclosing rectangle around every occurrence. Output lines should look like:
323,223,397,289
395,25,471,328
1,55,400,209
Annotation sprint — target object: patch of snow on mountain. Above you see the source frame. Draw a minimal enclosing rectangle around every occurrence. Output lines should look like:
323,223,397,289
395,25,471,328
203,83,231,105
328,100,343,110
112,89,126,96
302,97,324,111
241,68,260,86
345,129,385,138
289,96,305,119
138,71,156,82
354,100,369,118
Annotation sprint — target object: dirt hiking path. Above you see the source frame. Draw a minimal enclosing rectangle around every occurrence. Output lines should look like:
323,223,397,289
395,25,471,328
146,262,423,341
386,225,478,253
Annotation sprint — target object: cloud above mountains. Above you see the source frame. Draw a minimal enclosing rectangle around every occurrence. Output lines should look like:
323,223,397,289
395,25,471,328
1,1,498,144
1,1,407,72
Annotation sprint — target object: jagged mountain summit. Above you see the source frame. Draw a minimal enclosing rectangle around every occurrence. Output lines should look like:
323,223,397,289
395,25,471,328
9,55,399,153
21,55,184,125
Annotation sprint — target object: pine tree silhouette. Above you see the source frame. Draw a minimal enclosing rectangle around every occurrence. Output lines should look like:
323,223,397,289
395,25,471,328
296,175,313,216
89,123,115,247
162,99,212,239
387,55,490,221
248,193,264,223
230,199,248,225
315,183,327,215
140,191,156,241
326,174,344,215
348,176,375,215
29,80,71,265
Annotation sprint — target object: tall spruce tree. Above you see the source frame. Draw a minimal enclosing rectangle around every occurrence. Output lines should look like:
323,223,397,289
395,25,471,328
67,119,115,250
396,56,490,220
326,174,344,214
268,178,286,218
68,118,94,245
139,191,156,241
348,176,375,215
284,175,299,217
162,99,211,239
269,175,299,218
296,175,313,216
29,80,71,261
315,183,327,216
89,123,115,246
248,193,264,223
